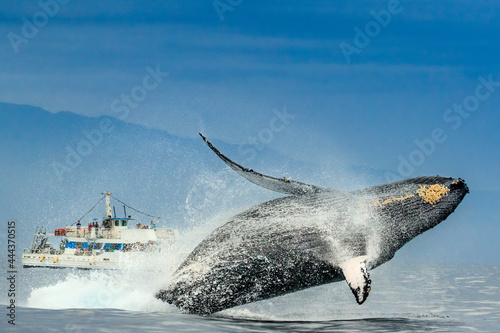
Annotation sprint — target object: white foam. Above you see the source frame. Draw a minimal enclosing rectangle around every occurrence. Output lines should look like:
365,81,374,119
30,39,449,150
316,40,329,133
26,240,190,311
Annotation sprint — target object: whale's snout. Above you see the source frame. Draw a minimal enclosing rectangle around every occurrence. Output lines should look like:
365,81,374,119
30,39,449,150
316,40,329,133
449,178,469,206
449,178,469,195
411,177,468,208
441,177,469,206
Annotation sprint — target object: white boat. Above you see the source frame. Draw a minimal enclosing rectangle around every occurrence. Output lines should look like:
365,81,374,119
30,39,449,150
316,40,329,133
22,192,178,270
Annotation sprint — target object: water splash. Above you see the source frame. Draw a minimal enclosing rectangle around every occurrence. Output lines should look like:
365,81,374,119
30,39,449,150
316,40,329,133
26,252,175,311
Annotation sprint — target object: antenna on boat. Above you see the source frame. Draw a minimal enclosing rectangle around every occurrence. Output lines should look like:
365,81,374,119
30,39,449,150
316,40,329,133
109,194,162,223
102,191,112,218
123,205,127,218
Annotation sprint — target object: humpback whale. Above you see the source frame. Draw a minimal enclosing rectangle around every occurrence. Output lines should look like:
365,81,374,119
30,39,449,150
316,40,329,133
157,133,469,315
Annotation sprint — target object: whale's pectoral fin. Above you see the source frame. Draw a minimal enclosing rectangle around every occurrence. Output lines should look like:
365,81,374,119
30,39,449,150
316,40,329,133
339,256,371,305
199,133,329,195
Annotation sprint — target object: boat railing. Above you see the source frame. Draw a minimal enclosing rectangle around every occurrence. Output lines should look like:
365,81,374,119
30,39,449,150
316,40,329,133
23,248,65,255
62,227,120,239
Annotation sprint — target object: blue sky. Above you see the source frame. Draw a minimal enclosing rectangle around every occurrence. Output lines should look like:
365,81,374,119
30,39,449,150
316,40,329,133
2,1,498,185
1,1,499,260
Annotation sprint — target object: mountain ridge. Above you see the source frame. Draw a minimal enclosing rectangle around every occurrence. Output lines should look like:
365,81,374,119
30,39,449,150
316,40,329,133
1,102,496,262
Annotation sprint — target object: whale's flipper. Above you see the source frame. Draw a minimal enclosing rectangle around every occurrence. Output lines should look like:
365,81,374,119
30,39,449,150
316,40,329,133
339,256,371,305
199,133,327,195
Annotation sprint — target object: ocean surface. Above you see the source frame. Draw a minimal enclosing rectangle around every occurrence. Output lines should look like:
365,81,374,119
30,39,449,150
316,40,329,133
2,262,499,332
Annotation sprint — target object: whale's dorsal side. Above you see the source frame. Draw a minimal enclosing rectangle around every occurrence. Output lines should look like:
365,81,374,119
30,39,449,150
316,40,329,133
199,133,329,195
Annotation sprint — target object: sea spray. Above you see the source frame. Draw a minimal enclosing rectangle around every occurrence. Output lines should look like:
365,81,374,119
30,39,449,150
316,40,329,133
26,239,188,312
24,216,240,312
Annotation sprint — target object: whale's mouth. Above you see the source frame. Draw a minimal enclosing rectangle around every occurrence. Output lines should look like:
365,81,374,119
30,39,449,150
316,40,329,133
450,178,469,194
442,178,469,205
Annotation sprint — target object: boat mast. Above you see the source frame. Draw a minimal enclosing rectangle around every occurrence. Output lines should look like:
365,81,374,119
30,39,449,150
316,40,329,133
103,191,112,218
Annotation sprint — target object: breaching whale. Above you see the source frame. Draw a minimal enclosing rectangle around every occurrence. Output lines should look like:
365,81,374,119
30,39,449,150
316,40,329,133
156,133,469,315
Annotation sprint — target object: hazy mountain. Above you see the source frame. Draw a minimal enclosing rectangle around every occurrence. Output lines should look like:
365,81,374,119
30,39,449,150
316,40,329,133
0,102,355,248
0,102,497,263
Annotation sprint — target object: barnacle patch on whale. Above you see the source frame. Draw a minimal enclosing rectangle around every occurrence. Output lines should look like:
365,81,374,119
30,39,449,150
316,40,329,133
417,184,450,205
373,194,415,207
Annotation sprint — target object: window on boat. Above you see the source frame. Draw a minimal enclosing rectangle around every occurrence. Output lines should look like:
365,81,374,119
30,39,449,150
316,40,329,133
109,243,122,251
93,243,103,250
75,242,84,249
121,220,127,227
115,220,119,227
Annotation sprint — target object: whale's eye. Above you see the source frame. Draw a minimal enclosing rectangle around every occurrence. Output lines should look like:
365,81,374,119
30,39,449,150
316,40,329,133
417,184,450,205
